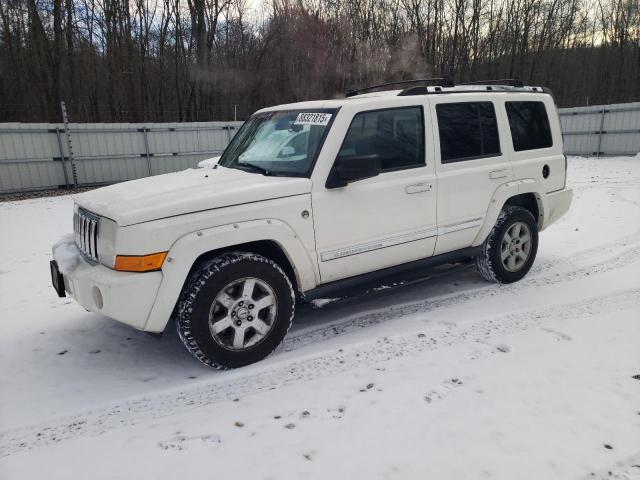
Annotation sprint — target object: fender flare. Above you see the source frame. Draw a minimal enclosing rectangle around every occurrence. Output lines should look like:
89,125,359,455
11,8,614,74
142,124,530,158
472,179,546,247
144,218,319,332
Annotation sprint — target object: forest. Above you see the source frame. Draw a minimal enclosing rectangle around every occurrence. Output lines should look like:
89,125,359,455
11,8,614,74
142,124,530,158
0,0,639,122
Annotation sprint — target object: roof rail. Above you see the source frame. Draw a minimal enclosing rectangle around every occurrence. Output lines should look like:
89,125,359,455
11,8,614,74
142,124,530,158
345,77,454,97
460,78,524,87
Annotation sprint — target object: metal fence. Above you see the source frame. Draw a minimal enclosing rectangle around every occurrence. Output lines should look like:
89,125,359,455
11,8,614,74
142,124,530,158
1,101,639,194
0,121,242,194
559,102,640,157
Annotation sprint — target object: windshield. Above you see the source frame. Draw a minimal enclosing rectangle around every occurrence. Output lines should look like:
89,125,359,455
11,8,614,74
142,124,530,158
218,109,337,177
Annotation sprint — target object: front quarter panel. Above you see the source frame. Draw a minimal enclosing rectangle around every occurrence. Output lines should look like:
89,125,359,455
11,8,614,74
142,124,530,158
144,211,318,333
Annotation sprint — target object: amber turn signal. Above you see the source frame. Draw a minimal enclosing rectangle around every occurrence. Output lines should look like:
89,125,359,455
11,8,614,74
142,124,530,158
114,252,168,272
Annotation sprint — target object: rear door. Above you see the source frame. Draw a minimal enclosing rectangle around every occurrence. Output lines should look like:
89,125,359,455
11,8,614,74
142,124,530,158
429,95,513,255
500,96,566,192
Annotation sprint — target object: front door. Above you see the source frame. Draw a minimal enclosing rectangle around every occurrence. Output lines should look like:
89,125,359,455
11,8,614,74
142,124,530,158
311,104,438,283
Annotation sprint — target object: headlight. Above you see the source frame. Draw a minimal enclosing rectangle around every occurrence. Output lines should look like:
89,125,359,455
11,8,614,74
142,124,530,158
97,217,118,268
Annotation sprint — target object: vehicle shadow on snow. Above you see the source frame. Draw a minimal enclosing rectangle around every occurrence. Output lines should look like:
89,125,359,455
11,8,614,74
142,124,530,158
292,261,483,331
46,312,204,373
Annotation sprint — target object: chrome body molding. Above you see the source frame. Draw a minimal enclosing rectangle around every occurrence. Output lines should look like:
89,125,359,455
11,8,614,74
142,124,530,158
320,228,438,262
437,217,483,236
319,217,484,262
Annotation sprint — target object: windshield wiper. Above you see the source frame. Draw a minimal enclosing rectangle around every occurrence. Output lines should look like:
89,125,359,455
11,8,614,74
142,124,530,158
236,162,272,176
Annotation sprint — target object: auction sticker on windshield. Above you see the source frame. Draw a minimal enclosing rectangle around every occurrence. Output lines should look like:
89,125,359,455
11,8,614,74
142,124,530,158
294,113,332,126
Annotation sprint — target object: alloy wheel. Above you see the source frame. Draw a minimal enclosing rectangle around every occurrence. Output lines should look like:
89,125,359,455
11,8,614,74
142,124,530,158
208,277,277,350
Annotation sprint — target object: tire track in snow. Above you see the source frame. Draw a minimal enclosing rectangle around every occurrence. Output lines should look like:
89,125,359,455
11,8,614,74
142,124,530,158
501,184,640,278
577,452,640,480
286,239,640,351
1,288,638,458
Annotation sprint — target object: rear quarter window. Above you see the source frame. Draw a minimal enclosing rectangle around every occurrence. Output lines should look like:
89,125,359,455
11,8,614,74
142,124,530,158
506,101,553,151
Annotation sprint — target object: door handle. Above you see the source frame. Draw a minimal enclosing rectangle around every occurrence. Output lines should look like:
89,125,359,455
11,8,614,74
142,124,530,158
489,169,509,179
405,182,432,194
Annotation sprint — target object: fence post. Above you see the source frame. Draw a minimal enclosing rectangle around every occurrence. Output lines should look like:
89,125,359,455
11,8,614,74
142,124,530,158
60,101,78,185
54,127,70,188
142,127,152,176
596,107,606,157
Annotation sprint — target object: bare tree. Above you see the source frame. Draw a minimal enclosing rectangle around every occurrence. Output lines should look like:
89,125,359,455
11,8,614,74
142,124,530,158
0,0,638,122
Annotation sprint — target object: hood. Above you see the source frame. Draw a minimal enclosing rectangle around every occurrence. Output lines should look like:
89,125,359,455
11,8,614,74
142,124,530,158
75,166,312,226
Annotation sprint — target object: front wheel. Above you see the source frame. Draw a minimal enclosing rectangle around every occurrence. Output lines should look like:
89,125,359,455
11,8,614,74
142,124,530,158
176,252,295,369
476,206,539,283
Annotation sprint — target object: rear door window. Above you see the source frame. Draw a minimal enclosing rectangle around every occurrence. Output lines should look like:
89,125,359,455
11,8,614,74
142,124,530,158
505,101,553,151
436,102,500,163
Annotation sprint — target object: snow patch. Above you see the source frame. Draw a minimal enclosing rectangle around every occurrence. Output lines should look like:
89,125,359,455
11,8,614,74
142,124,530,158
310,298,340,308
52,233,80,274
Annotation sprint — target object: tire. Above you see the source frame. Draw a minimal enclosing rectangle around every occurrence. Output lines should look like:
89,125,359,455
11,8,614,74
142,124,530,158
176,252,295,369
476,205,539,284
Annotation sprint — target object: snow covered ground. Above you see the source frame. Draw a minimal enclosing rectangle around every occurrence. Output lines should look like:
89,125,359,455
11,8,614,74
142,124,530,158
0,156,639,479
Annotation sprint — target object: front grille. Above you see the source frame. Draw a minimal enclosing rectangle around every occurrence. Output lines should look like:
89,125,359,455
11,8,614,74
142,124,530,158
74,208,100,262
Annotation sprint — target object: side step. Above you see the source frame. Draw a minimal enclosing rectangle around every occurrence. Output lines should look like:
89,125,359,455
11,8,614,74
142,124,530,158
303,246,482,301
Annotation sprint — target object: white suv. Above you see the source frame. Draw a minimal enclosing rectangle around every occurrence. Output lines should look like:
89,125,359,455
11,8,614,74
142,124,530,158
51,79,573,368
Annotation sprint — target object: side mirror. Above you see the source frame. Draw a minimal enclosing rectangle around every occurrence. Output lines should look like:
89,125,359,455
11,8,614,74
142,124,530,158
326,154,381,188
197,155,221,169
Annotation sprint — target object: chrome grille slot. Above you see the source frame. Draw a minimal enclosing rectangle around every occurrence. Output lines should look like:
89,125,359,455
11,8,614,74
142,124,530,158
74,208,100,263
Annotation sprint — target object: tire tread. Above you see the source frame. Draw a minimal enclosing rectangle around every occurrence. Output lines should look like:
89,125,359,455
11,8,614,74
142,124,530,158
175,252,295,369
476,206,536,283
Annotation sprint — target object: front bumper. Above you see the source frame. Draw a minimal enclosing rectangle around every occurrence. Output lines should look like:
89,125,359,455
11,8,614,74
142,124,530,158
543,187,573,229
53,245,163,331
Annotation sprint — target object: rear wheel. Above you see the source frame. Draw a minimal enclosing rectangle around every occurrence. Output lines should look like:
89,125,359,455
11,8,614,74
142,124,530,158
176,252,295,369
476,206,538,283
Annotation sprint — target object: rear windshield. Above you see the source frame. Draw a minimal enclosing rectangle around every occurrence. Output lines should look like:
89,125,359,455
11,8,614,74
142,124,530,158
219,109,337,177
505,101,553,151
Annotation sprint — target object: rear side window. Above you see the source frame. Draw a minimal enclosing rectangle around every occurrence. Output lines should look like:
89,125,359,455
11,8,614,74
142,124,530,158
506,101,553,151
436,102,500,163
338,106,425,172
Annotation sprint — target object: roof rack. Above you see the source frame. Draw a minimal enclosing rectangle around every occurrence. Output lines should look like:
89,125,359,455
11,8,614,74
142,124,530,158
460,78,524,87
345,77,552,99
345,77,454,97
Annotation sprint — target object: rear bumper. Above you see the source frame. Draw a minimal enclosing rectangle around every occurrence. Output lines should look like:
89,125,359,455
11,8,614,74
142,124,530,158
542,187,573,230
57,247,162,331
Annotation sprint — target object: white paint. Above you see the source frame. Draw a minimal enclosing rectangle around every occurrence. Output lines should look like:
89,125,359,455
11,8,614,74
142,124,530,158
75,166,312,226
